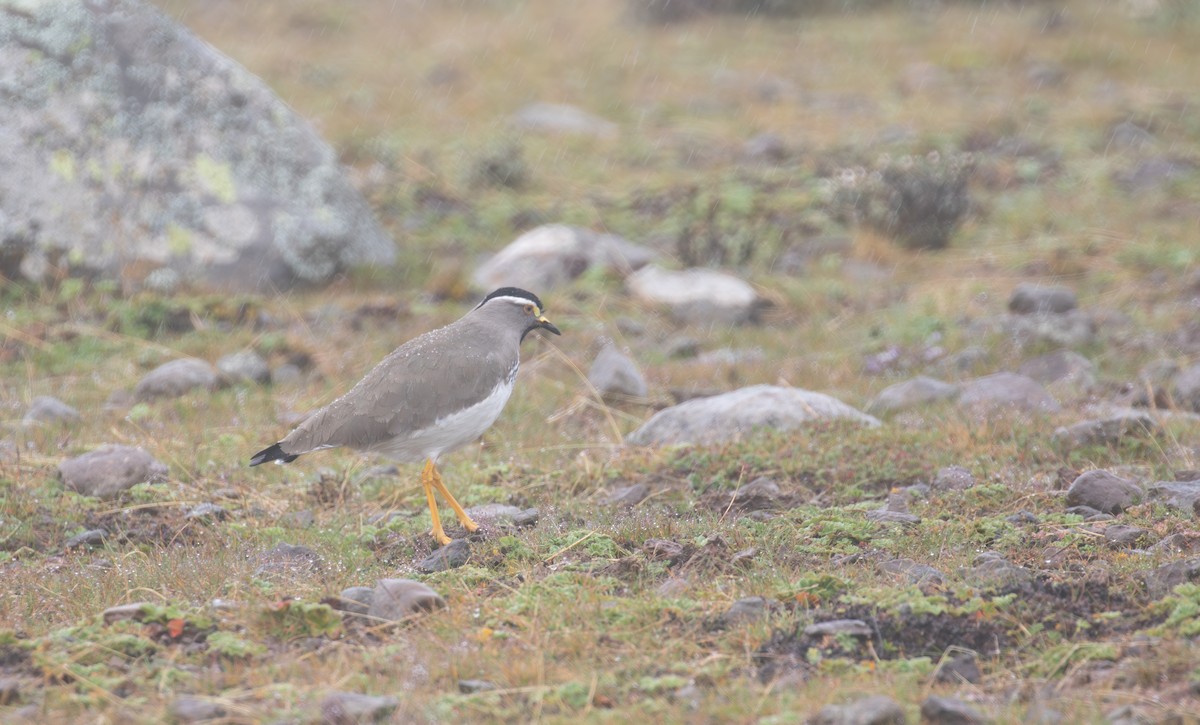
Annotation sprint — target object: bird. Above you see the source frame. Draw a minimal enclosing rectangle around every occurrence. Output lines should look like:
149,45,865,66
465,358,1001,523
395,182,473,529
249,287,561,546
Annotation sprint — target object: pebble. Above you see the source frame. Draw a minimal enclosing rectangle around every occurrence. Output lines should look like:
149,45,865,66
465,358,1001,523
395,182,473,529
416,539,470,573
320,691,400,725
367,579,446,621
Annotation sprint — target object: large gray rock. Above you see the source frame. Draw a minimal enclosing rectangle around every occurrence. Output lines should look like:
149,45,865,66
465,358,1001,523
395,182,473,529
1065,470,1143,514
810,695,906,725
367,578,446,622
626,385,879,446
0,0,394,291
1053,410,1159,450
22,395,81,425
957,372,1061,415
58,445,169,498
1143,559,1200,599
216,350,270,385
627,264,764,325
588,343,648,400
1017,350,1096,395
472,224,654,291
135,358,219,400
510,102,617,137
866,375,959,414
1146,479,1200,514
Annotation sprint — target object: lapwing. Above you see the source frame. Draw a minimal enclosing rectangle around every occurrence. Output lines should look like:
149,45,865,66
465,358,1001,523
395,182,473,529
250,287,560,546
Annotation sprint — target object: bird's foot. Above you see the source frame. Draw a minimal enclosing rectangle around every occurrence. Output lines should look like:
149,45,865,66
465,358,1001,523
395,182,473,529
459,516,480,533
430,528,453,547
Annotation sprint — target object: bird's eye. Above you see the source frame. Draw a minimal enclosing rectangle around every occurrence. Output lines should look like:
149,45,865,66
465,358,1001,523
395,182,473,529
523,304,534,314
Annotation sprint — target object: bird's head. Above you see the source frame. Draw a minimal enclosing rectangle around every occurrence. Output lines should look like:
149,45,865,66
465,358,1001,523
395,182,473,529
475,287,561,342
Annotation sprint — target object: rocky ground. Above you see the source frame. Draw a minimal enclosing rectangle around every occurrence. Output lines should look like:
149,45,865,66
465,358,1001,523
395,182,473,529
2,0,1200,722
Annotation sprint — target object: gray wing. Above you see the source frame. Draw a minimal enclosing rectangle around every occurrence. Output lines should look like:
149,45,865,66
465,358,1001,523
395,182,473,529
278,322,518,455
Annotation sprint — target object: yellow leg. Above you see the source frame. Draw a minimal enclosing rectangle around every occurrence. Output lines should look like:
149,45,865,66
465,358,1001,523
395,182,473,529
422,460,451,546
428,463,479,533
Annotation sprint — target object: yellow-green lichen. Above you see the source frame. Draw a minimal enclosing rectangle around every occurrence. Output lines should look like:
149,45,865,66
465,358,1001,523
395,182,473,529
193,153,237,204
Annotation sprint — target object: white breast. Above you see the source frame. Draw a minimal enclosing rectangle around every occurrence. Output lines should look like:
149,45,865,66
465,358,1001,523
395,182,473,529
371,374,516,463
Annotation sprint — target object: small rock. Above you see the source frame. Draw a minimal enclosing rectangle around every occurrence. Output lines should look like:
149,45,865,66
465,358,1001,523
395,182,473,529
626,264,763,325
866,509,921,525
999,310,1097,348
804,619,872,637
22,396,81,425
1108,121,1155,151
719,596,778,627
1065,505,1103,519
472,224,653,291
958,373,1061,415
102,602,151,625
920,695,986,724
809,694,905,725
1054,411,1160,450
1009,283,1077,314
643,539,686,563
58,445,169,499
254,543,324,578
367,578,446,621
216,350,271,385
878,558,944,585
730,547,757,567
458,679,497,694
743,132,787,162
1006,510,1039,525
626,385,879,446
664,336,701,359
170,695,226,723
463,503,523,523
65,528,107,549
510,102,617,137
1018,350,1096,394
1150,533,1200,555
866,376,959,414
656,576,691,598
271,363,304,385
1103,524,1154,548
1065,470,1143,514
279,509,316,528
0,678,22,706
604,483,649,507
1142,558,1200,599
935,652,982,684
512,508,540,528
333,587,376,616
134,358,219,401
964,552,1031,589
933,465,976,491
320,691,400,725
416,539,470,573
1114,156,1196,193
185,503,228,522
588,344,648,400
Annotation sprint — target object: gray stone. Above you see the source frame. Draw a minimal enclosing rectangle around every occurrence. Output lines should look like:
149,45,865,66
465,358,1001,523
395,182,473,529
719,596,779,627
626,264,763,325
695,347,766,366
1146,479,1200,514
1009,283,1077,314
334,587,376,617
664,336,701,359
271,363,304,386
472,224,653,291
0,678,21,706
867,376,959,414
1152,533,1200,554
1108,121,1155,151
0,0,393,292
935,652,982,684
511,102,617,137
933,465,976,491
604,483,649,507
920,695,986,724
1143,558,1200,598
462,503,523,523
1103,524,1154,548
809,694,905,725
458,679,498,694
1114,156,1196,193
170,695,225,723
626,385,880,446
254,543,323,578
1065,470,1143,514
1006,510,1039,525
643,539,686,563
963,552,1031,589
185,503,227,522
58,445,169,499
216,350,270,385
743,133,787,162
958,373,1061,415
1054,411,1160,450
135,358,219,401
866,509,921,525
588,344,648,400
878,558,944,585
366,578,446,621
320,691,400,725
1017,350,1096,393
102,602,152,625
65,528,107,549
998,310,1097,348
804,619,872,637
22,396,80,425
512,508,540,528
416,539,471,574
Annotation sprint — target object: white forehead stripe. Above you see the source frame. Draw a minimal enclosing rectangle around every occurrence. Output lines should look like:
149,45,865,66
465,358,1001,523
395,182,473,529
485,296,540,309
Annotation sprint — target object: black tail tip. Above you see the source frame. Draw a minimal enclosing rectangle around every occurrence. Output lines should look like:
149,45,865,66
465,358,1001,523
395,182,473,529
249,443,299,467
